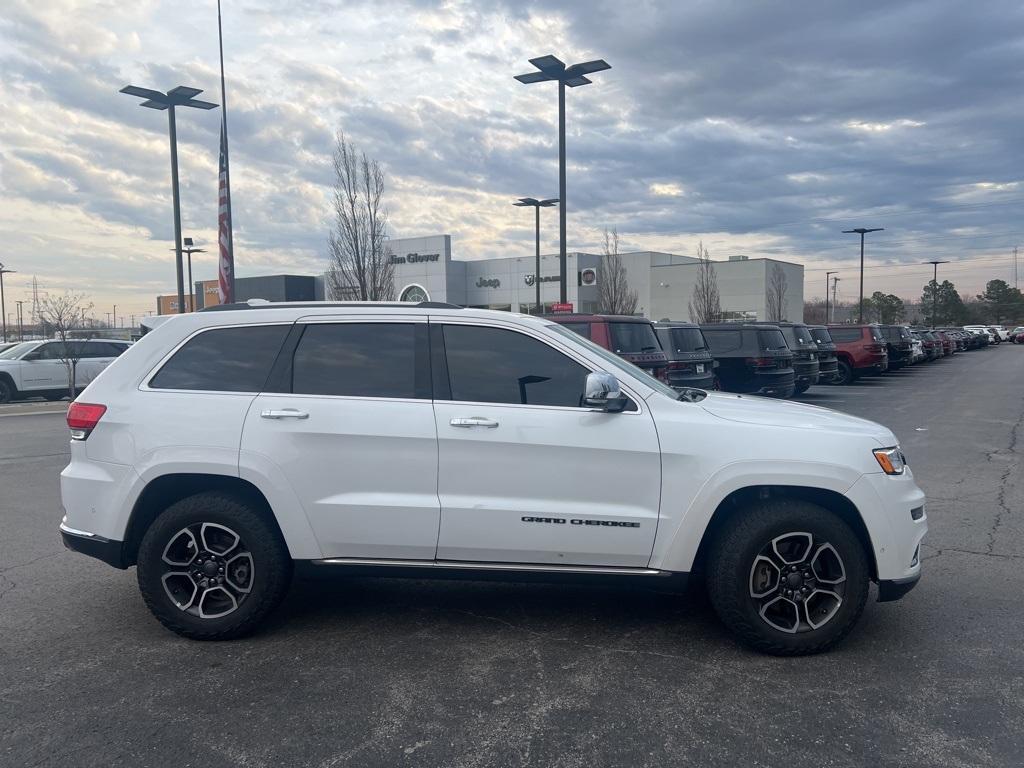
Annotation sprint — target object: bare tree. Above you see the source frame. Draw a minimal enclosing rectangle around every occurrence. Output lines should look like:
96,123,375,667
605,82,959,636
766,263,788,321
326,131,396,301
687,241,721,323
596,227,638,315
37,291,93,399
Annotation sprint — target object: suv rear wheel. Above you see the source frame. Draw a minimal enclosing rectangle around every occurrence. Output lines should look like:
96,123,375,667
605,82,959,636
706,499,869,655
137,492,292,640
835,360,854,385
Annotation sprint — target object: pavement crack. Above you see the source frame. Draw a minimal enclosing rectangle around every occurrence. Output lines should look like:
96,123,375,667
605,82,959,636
985,398,1024,554
0,550,64,576
0,573,15,601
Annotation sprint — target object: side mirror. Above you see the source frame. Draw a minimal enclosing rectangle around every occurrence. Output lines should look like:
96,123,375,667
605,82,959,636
583,371,628,412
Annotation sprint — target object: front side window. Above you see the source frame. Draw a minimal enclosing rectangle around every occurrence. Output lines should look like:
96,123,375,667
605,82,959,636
291,323,420,399
0,342,41,360
442,324,587,407
150,325,290,392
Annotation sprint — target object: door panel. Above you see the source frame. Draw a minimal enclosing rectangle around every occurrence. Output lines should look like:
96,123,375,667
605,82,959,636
243,394,440,559
432,322,661,567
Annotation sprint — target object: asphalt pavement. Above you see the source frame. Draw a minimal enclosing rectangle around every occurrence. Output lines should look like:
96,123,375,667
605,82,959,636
1,347,1022,767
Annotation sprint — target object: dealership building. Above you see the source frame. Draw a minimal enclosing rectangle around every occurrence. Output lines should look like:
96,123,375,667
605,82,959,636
340,234,804,322
156,234,803,322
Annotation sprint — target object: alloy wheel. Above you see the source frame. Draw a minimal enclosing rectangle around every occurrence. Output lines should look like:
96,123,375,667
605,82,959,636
748,531,847,633
160,522,254,619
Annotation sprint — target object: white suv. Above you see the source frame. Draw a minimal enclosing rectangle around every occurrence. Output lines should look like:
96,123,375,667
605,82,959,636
59,302,927,655
0,339,131,403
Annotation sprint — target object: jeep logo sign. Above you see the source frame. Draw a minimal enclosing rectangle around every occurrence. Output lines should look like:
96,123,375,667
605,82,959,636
476,277,500,288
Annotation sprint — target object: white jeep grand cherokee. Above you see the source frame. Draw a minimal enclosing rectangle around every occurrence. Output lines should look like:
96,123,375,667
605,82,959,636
60,302,926,655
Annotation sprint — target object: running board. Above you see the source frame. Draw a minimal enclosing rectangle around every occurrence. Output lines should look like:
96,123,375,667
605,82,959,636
310,557,667,577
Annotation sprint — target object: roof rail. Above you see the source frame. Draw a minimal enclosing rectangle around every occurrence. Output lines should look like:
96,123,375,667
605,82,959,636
197,300,464,312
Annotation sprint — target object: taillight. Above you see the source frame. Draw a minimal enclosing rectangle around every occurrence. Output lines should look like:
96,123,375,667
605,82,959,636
746,357,775,368
67,402,106,440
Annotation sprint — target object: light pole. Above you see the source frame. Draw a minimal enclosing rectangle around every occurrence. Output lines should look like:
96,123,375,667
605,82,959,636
120,85,218,314
831,276,841,323
825,271,838,324
15,300,24,340
842,227,884,323
516,55,610,306
112,304,117,329
924,260,949,325
513,197,559,314
178,237,207,311
0,263,14,343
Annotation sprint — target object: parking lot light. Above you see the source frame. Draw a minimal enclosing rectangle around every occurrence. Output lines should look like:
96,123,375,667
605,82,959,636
516,55,610,305
842,228,884,323
514,198,559,314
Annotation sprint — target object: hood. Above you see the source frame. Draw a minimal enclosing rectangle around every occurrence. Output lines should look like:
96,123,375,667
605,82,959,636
699,391,894,444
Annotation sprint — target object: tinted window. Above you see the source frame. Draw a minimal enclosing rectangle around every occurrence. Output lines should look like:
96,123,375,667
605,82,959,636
758,329,788,350
32,343,65,360
291,323,419,399
443,325,588,407
870,326,885,342
702,329,743,353
150,325,289,392
608,322,660,354
81,342,125,358
791,325,814,344
559,322,592,340
666,327,707,353
810,328,833,344
829,327,863,343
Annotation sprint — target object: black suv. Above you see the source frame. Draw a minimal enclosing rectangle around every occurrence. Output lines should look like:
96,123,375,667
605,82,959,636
653,322,717,390
807,325,840,383
699,323,796,398
879,325,914,369
756,322,820,394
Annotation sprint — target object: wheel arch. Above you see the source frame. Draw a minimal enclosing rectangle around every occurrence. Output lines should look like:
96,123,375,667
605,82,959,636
690,485,878,581
123,474,287,567
0,370,18,398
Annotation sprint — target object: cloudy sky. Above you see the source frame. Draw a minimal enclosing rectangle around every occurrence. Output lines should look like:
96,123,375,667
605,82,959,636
2,0,1022,321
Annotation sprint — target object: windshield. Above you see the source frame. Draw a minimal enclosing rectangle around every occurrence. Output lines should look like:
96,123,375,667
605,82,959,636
0,341,41,360
546,324,679,399
667,326,707,353
809,327,833,345
757,329,788,351
608,321,661,354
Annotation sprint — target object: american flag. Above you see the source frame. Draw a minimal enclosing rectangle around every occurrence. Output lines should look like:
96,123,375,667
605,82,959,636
217,119,234,304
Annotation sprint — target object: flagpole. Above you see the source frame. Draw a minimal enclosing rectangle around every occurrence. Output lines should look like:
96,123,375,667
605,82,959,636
217,0,235,302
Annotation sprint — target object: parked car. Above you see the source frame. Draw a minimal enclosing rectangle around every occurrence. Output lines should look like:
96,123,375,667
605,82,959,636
1009,326,1024,343
545,314,668,382
910,336,925,363
699,323,796,398
0,339,131,403
965,325,999,344
826,325,888,384
0,341,20,355
756,322,820,394
60,302,926,655
916,330,943,361
878,325,914,369
933,330,955,356
807,325,841,383
962,328,989,349
653,322,717,391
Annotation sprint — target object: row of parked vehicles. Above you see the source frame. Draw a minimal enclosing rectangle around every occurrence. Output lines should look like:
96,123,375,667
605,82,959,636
545,314,1012,399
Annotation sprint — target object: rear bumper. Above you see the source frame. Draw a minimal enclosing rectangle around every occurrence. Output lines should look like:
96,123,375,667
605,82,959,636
60,521,127,569
667,372,716,391
754,370,796,398
793,361,820,387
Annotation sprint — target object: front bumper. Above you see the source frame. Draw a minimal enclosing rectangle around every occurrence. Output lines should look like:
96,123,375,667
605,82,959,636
60,521,127,569
878,572,920,602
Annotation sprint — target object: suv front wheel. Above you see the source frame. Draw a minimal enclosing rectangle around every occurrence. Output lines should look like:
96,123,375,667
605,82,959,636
137,492,292,640
706,500,869,655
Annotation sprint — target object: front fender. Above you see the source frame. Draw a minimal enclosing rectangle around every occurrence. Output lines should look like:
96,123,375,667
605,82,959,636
649,459,862,572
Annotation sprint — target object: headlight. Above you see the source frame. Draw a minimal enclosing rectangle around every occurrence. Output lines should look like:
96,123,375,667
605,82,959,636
873,447,906,475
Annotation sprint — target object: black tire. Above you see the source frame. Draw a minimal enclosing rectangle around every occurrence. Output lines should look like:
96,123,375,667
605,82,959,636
836,360,855,385
43,391,67,401
793,383,810,395
706,499,869,656
137,492,292,640
0,378,15,404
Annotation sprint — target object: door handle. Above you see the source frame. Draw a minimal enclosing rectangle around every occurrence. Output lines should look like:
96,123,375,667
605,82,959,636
260,408,310,420
450,416,499,428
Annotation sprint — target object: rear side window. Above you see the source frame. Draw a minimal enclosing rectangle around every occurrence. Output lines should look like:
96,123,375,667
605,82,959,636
608,322,660,354
702,329,743,353
442,324,588,407
291,323,421,399
150,325,289,392
829,327,862,343
790,325,814,344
